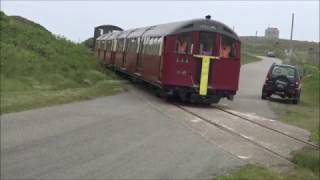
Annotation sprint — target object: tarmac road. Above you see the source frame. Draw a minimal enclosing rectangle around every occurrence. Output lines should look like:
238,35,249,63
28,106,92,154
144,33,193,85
1,56,308,179
1,93,245,179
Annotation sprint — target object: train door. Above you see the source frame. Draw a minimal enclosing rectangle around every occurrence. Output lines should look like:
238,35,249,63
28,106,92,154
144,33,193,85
135,37,145,75
210,35,241,91
162,33,196,87
195,32,218,88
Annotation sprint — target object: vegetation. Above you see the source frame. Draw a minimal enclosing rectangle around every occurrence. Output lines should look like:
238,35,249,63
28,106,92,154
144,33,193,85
216,164,318,180
271,64,319,144
241,36,319,65
0,11,124,114
241,52,261,65
82,37,94,50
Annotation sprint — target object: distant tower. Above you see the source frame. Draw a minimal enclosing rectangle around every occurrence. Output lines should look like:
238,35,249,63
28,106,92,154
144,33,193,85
265,27,279,39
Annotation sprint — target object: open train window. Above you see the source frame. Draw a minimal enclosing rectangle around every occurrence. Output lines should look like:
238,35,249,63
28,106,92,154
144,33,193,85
175,34,193,54
199,32,216,56
220,35,237,58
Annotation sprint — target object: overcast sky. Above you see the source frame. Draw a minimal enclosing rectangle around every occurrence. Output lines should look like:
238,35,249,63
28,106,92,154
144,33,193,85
1,1,319,42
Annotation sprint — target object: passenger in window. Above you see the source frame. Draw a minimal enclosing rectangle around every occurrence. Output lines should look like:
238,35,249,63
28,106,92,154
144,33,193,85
220,43,231,58
177,38,188,53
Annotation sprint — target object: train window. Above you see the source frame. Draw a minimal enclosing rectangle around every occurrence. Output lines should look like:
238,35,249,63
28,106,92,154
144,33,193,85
158,38,163,55
106,40,112,51
220,36,237,58
102,41,106,49
142,38,149,54
127,38,138,53
199,32,215,55
175,35,193,54
149,38,154,54
111,39,117,51
141,37,162,56
152,38,157,55
116,39,125,52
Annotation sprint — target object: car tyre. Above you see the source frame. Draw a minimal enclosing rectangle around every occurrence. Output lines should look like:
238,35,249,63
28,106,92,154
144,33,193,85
292,95,300,104
261,92,268,100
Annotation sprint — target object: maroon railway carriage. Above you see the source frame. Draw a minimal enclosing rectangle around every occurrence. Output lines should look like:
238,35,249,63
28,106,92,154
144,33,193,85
95,17,241,103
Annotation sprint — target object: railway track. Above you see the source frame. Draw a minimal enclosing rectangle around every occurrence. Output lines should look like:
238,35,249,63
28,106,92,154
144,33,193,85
174,104,319,161
129,87,318,166
213,106,319,149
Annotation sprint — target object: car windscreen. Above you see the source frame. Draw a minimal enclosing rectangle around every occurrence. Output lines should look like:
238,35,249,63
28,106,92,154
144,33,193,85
272,66,296,79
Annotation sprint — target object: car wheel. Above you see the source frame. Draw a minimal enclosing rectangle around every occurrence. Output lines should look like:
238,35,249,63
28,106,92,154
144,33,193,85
261,93,267,100
292,98,299,104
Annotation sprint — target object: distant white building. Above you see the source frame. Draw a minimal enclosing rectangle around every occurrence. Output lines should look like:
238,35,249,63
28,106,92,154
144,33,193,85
265,27,279,39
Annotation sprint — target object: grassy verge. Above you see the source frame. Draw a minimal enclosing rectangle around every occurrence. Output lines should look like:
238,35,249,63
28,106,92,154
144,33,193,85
240,36,319,65
1,79,126,114
271,64,319,144
216,163,319,180
0,11,126,114
241,52,261,65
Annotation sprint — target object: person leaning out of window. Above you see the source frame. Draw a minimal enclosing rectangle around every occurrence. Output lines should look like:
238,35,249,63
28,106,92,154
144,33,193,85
220,41,231,58
177,38,188,54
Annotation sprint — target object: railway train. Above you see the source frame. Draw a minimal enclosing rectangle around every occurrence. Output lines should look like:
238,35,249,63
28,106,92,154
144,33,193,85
94,16,241,103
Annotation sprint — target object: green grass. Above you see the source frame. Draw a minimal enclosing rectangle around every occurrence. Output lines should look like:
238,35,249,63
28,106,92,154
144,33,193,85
216,164,318,180
241,36,319,65
1,80,126,114
271,64,319,144
241,52,261,65
292,147,320,176
0,11,124,114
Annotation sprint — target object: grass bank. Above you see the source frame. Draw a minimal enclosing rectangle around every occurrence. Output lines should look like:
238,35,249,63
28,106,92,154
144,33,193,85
241,36,319,65
271,64,319,144
241,52,261,65
0,11,124,114
216,162,319,180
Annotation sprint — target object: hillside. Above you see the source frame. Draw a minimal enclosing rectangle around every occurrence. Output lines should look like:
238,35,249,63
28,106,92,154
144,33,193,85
0,11,123,113
240,36,319,65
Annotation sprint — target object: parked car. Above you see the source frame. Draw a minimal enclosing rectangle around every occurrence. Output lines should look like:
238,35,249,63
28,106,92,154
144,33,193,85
262,63,302,104
266,51,276,57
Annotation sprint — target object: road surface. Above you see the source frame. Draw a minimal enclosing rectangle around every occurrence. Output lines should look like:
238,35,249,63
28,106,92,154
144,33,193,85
1,57,310,179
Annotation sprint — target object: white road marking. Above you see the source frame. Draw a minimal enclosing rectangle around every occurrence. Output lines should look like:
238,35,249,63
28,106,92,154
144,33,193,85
221,124,234,131
227,110,276,122
190,117,202,123
237,155,251,159
241,134,254,141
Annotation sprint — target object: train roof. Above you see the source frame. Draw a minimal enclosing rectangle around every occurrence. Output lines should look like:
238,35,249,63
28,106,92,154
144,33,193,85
97,18,240,41
96,33,109,40
105,31,122,40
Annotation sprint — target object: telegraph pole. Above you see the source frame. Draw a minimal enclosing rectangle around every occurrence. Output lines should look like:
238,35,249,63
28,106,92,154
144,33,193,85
288,13,294,63
290,13,294,41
